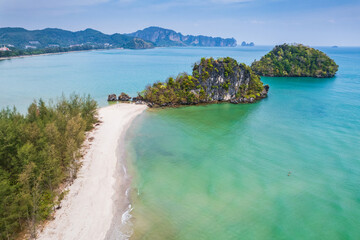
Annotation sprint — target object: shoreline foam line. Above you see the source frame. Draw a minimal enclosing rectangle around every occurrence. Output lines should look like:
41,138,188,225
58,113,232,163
105,105,146,240
37,103,147,240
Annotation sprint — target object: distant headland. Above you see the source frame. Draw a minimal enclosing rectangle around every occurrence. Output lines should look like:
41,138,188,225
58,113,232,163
241,41,255,47
127,26,237,47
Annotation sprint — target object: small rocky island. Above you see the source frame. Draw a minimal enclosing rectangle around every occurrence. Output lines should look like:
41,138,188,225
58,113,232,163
251,44,338,78
109,57,269,107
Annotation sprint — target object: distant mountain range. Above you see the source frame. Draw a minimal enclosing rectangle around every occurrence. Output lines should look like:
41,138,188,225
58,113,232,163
0,27,240,50
0,27,154,50
128,27,237,47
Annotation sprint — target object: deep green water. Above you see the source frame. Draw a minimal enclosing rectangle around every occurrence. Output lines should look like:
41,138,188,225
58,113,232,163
1,46,359,239
125,47,360,239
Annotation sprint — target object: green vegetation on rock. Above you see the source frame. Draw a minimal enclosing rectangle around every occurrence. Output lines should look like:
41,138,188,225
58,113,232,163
143,57,269,107
251,44,338,78
0,95,97,239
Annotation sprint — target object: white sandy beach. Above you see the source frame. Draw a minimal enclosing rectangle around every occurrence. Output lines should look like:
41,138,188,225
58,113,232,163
37,103,147,240
0,48,124,61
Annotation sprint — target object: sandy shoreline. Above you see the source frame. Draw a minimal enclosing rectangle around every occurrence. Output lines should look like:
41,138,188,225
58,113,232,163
0,48,123,61
37,103,147,240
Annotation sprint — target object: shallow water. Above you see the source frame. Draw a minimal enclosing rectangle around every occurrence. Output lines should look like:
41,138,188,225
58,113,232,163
125,47,360,239
1,46,359,239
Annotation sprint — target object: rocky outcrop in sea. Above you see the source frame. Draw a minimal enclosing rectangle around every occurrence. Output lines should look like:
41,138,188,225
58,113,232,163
141,57,269,107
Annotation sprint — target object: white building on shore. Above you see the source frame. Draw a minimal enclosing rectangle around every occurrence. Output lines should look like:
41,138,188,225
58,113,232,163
0,45,10,51
25,45,37,49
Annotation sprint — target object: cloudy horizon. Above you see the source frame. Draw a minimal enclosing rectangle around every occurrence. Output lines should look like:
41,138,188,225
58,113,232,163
0,0,359,46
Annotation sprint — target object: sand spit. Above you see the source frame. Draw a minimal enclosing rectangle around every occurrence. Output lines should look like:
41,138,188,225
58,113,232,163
37,103,147,240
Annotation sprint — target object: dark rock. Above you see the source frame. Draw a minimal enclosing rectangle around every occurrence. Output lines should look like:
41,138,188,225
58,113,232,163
132,95,144,102
107,94,117,101
264,84,270,92
259,85,270,98
118,92,131,101
260,90,267,98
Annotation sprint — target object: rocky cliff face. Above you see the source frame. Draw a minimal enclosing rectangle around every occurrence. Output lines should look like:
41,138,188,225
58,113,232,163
196,60,251,101
128,27,237,47
193,57,268,103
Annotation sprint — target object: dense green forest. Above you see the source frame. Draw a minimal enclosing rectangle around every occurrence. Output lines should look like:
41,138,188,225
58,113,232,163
0,95,97,239
251,44,338,78
143,57,267,106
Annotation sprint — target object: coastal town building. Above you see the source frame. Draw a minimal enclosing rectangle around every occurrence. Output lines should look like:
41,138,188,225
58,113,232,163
70,44,83,48
25,45,37,49
0,45,10,51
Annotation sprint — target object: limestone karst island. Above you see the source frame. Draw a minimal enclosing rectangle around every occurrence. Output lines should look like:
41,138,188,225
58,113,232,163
109,57,269,107
0,0,359,240
251,44,339,78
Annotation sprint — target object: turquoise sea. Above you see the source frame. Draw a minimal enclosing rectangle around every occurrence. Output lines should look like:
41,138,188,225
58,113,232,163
1,46,360,239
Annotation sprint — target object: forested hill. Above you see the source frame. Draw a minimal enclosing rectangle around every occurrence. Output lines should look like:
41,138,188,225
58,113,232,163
127,27,237,47
0,27,154,50
251,44,338,78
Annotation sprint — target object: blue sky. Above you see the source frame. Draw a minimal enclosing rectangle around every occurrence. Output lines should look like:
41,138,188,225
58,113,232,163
0,0,359,46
